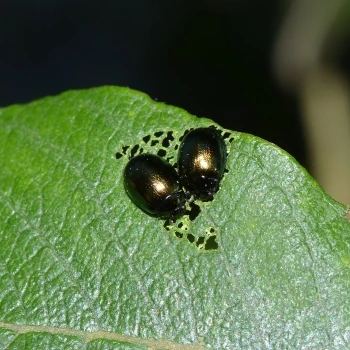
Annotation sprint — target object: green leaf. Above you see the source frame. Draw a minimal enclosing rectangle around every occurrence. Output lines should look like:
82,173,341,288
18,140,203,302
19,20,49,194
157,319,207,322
0,86,349,349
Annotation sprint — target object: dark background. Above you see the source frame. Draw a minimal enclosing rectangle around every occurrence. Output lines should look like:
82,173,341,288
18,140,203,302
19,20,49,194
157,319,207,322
1,1,349,167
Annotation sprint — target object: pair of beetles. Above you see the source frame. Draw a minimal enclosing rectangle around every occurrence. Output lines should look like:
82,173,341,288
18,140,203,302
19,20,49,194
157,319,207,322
124,127,228,221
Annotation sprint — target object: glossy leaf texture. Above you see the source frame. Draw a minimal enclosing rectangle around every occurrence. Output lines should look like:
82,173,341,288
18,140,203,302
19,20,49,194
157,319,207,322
0,87,349,349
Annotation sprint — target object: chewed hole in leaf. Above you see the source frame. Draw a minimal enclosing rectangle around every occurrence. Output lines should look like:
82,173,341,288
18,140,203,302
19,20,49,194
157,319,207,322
223,131,231,139
157,149,166,157
166,156,174,163
163,220,171,231
151,140,159,146
142,135,151,143
205,235,218,250
179,128,191,142
175,231,183,238
186,202,201,221
196,236,205,246
162,131,174,148
187,233,195,243
130,144,140,158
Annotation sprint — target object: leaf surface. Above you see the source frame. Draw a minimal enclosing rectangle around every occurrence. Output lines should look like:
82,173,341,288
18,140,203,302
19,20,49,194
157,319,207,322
0,87,349,349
